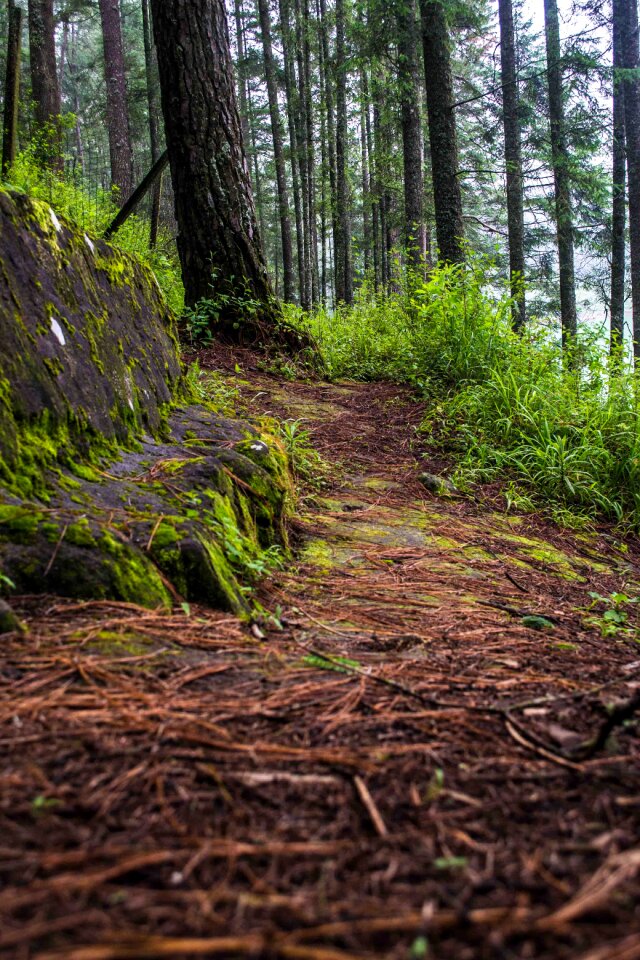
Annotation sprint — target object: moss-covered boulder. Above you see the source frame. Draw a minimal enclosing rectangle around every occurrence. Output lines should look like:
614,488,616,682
0,190,289,613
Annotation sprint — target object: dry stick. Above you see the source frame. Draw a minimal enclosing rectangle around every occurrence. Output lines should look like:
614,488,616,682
44,522,70,576
103,150,169,240
35,940,361,960
353,774,388,837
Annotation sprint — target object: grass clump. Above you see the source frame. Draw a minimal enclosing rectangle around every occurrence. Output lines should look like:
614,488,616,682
287,256,640,528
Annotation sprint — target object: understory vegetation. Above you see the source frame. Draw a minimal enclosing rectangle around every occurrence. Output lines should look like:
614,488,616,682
5,146,184,315
287,259,640,530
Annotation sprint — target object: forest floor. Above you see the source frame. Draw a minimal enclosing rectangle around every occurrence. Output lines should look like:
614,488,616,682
1,354,640,960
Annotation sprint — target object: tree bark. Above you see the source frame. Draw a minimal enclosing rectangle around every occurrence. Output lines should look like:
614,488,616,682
611,0,626,353
621,0,640,359
28,0,62,168
543,0,577,347
498,0,526,330
257,0,294,302
360,69,372,278
398,0,425,267
334,0,353,304
280,0,307,305
150,0,278,332
98,0,133,199
420,0,464,264
2,0,22,177
319,0,338,303
142,0,162,248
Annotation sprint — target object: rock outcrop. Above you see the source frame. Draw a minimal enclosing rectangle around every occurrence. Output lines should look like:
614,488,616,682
0,190,288,615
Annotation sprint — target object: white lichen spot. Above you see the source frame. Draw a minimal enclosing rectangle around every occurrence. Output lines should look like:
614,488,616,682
250,441,268,454
49,207,62,233
128,398,135,411
84,233,95,254
50,318,66,346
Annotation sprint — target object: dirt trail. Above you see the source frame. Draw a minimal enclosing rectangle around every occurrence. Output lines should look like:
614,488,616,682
1,372,639,960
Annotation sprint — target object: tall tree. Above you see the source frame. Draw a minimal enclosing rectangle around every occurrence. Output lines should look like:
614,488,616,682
2,0,22,176
98,0,133,199
257,0,294,302
543,0,577,346
498,0,525,330
28,0,61,168
611,0,626,353
335,0,353,303
620,0,640,358
150,0,278,332
141,0,162,247
397,0,425,266
420,0,464,263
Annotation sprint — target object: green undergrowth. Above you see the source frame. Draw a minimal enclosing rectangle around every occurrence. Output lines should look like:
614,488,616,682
5,148,184,314
286,256,640,529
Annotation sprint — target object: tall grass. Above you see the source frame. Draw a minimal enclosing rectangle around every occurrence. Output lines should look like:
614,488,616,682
287,257,640,528
5,147,184,314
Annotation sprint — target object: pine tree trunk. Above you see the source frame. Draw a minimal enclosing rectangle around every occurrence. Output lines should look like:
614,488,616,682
543,0,577,347
360,69,372,278
28,0,62,168
398,0,425,266
98,0,133,199
621,0,640,358
142,0,162,248
420,0,464,264
2,0,22,177
232,0,251,160
334,0,353,304
302,0,319,303
294,0,312,308
150,0,278,333
257,0,294,302
319,0,338,303
70,22,84,174
611,0,626,353
279,0,305,305
498,0,526,330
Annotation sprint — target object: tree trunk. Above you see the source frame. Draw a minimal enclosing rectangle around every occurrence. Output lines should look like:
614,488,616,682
621,0,640,359
257,0,294,302
498,0,526,330
28,0,62,168
319,0,338,303
2,0,22,177
232,0,251,158
150,0,278,332
611,0,626,353
69,21,84,174
98,0,133,199
420,0,464,264
280,0,307,306
142,0,162,248
360,69,372,278
543,0,577,347
334,0,353,304
398,0,425,267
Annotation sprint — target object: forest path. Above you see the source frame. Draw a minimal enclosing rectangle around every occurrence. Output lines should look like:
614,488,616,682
2,368,640,959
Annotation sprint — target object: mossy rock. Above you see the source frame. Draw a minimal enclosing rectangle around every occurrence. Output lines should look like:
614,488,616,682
0,188,182,497
0,191,290,612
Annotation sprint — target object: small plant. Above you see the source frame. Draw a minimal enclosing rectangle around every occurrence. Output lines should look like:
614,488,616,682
277,418,328,488
584,591,639,639
0,571,15,592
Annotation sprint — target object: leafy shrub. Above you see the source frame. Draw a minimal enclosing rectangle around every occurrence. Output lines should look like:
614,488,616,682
288,256,640,528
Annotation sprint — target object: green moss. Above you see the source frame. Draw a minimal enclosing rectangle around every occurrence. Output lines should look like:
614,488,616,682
98,531,171,609
0,505,43,543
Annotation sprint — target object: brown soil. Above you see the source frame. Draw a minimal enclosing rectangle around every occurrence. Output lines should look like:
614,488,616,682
1,359,639,960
